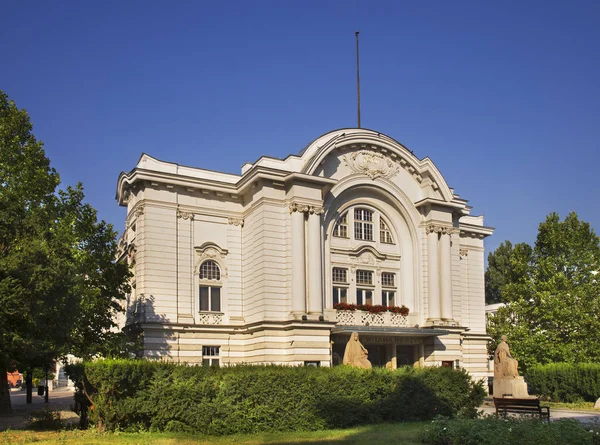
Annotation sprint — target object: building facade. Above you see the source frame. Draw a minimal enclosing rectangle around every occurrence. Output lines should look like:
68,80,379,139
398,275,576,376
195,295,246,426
116,128,493,380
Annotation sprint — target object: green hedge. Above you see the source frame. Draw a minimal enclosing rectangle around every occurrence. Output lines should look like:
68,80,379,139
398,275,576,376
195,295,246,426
79,359,485,433
526,363,600,403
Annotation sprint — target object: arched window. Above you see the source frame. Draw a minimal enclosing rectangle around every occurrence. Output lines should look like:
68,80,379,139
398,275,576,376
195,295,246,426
200,260,221,280
380,218,394,244
333,212,349,238
199,260,221,312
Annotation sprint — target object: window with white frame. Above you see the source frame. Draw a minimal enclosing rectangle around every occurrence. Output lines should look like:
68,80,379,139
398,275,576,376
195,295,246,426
202,345,220,367
354,208,373,241
333,212,349,238
380,219,394,244
356,270,373,285
356,269,373,305
332,267,348,305
199,260,221,312
381,272,396,306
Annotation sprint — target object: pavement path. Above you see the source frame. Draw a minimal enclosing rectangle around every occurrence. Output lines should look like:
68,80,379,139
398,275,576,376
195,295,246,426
0,388,78,430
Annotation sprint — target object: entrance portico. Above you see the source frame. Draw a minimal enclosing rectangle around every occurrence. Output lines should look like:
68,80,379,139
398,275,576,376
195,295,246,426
331,326,449,369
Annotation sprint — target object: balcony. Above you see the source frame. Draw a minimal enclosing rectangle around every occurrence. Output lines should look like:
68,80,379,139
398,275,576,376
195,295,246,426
335,310,417,328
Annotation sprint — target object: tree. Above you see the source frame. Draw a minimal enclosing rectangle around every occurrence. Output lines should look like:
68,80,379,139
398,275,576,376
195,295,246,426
485,241,513,304
0,91,131,413
487,212,600,371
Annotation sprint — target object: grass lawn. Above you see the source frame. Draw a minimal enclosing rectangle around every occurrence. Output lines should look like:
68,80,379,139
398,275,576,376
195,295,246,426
0,423,424,445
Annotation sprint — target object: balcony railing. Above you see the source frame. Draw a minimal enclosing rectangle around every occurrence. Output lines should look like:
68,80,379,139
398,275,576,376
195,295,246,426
198,312,224,325
335,310,415,327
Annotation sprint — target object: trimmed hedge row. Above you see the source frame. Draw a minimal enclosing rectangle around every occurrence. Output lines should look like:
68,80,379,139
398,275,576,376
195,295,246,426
77,359,485,434
526,363,600,403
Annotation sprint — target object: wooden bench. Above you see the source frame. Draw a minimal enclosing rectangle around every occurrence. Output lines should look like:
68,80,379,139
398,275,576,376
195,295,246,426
493,397,550,422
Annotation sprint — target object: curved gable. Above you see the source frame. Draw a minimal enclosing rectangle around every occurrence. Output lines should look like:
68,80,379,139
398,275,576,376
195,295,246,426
299,128,454,203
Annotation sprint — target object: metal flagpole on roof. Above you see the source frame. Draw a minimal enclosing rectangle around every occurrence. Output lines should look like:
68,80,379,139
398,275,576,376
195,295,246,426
356,31,361,128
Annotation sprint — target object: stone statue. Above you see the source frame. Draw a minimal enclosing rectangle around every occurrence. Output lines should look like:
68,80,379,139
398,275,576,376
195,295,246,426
494,335,519,379
343,332,372,369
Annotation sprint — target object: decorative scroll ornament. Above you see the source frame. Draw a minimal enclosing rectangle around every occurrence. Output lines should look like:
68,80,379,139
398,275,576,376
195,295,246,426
135,204,145,217
194,242,229,277
228,217,244,227
122,189,131,204
309,206,324,215
459,248,469,258
359,252,376,265
343,150,400,180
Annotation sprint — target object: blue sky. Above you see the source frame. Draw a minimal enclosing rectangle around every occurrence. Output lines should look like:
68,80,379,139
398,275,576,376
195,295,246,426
2,1,599,257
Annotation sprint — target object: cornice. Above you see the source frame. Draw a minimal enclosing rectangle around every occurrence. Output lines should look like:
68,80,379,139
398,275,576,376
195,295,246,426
414,197,468,213
117,165,338,207
458,222,494,239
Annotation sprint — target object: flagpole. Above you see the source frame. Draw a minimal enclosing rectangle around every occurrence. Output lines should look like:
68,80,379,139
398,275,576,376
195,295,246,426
355,31,361,128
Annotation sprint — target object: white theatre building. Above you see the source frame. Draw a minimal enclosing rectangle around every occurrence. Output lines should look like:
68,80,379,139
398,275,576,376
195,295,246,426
116,128,493,380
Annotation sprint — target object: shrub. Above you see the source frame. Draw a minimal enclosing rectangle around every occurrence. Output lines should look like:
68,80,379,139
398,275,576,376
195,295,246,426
80,360,484,434
421,416,600,445
526,363,600,403
28,410,63,430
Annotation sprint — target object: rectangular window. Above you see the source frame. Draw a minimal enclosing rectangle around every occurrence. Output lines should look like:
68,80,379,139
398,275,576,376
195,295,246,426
354,208,373,241
199,286,221,312
357,289,373,306
332,267,348,283
381,272,395,287
382,290,395,306
356,270,373,285
333,287,348,305
199,286,209,311
202,346,220,367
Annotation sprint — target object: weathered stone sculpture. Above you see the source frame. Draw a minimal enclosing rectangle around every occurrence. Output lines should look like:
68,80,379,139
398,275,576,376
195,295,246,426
494,335,519,379
343,332,372,369
493,335,530,398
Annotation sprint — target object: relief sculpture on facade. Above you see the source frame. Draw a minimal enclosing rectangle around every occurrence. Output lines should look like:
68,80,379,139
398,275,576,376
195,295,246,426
343,150,400,180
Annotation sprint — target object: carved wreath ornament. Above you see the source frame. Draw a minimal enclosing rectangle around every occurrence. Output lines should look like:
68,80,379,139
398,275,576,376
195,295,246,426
343,150,400,180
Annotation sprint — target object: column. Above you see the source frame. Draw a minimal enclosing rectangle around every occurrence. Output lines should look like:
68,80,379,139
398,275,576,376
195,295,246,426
427,226,441,321
307,206,324,314
440,230,453,320
290,204,306,315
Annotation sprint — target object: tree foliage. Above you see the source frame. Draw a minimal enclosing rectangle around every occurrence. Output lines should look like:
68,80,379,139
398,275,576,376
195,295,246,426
0,90,132,413
487,212,600,371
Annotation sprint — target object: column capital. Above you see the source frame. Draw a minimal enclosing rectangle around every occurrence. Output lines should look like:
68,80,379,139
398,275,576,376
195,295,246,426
308,205,324,215
227,217,244,227
176,207,194,220
289,202,310,214
424,224,457,235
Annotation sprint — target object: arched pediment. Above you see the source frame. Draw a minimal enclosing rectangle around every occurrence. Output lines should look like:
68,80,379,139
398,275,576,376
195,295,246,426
338,244,401,263
299,128,454,202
